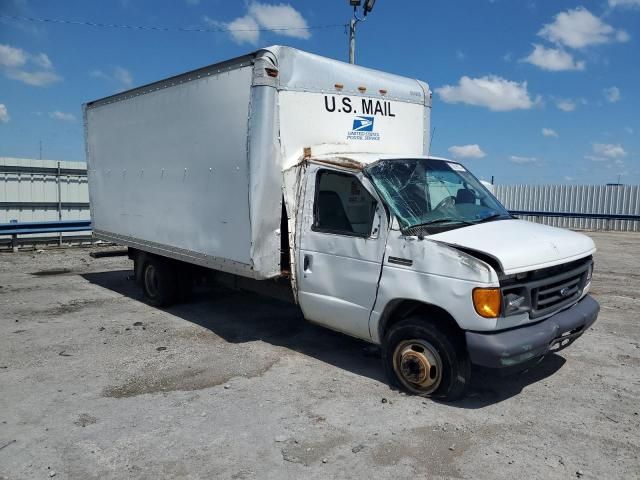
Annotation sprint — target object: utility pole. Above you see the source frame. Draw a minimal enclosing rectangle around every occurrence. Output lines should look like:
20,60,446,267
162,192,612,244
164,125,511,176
349,15,356,64
348,0,377,64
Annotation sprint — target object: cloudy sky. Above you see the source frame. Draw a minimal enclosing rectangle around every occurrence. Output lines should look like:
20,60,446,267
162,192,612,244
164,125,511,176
0,0,638,184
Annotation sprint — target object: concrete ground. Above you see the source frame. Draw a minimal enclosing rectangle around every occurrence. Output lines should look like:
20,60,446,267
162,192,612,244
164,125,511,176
0,231,639,479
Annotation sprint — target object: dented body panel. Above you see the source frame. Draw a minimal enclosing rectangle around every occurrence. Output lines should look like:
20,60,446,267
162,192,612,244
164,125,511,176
295,163,387,340
369,230,499,343
430,219,596,275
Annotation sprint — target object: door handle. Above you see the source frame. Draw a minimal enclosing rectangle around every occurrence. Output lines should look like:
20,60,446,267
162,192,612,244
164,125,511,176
303,254,312,272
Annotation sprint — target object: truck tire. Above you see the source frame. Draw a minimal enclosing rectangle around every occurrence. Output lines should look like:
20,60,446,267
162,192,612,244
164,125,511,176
382,317,470,400
141,256,178,307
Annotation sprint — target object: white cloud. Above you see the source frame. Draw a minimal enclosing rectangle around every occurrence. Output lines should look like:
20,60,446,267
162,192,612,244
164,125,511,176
113,66,133,89
89,69,106,80
542,128,559,138
205,2,310,45
556,99,576,112
625,126,634,134
248,2,310,39
49,110,76,122
539,7,629,49
5,69,61,86
436,75,537,111
90,66,133,90
603,86,620,103
564,176,574,181
448,144,486,159
0,44,27,67
585,155,609,162
522,44,585,71
227,15,260,45
616,30,631,42
592,143,627,159
609,0,640,7
0,103,9,123
32,53,52,70
0,44,62,87
509,155,538,164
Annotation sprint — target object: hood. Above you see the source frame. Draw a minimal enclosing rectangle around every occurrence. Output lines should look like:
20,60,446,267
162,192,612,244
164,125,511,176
429,219,595,275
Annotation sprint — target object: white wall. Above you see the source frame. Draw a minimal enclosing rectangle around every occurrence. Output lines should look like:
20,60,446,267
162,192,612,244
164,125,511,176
0,157,90,238
495,183,640,232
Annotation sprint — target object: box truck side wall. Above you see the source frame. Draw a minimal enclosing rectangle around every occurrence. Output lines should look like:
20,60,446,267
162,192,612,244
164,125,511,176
86,64,256,273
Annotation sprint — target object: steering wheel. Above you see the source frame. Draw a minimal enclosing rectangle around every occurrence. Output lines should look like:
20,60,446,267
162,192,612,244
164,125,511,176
434,195,456,211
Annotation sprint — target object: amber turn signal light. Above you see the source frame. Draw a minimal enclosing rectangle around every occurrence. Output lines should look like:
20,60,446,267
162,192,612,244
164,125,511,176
472,288,502,318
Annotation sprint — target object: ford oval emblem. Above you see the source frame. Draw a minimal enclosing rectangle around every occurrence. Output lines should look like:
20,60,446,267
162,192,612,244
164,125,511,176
559,287,571,297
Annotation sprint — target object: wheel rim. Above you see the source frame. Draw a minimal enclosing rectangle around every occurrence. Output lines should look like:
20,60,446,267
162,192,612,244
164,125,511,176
392,339,443,395
144,264,159,298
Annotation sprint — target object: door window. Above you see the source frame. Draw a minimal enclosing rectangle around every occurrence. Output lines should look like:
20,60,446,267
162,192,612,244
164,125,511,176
313,170,377,237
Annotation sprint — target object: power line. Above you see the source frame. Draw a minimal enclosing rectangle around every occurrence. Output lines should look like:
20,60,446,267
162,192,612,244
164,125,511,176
0,14,347,34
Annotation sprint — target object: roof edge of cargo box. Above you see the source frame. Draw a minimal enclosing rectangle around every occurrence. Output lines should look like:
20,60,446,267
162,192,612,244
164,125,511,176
84,46,431,110
84,52,256,109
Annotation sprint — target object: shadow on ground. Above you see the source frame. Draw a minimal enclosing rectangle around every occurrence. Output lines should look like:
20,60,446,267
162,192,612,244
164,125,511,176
82,269,566,408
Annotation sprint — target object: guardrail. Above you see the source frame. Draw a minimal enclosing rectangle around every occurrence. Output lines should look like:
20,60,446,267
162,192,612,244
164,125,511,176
0,219,92,251
0,212,636,252
509,211,640,221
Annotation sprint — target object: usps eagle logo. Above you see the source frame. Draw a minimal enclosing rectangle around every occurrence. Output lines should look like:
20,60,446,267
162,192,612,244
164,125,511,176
352,116,374,132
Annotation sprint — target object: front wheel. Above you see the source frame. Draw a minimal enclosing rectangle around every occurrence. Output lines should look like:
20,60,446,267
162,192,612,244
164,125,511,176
382,317,470,400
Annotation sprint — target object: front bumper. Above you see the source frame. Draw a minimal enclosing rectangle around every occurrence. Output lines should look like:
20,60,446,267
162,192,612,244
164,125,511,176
465,295,599,368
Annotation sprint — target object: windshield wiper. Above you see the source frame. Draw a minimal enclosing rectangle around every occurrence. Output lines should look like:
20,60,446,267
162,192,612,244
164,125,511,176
409,217,475,228
474,213,512,223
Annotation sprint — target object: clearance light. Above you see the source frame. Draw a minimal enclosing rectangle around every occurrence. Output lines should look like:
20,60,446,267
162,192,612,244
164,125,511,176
335,83,344,90
473,288,502,318
358,86,367,93
379,89,387,95
265,68,278,78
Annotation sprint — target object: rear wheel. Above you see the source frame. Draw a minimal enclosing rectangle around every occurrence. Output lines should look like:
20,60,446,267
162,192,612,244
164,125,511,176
382,317,470,400
142,256,178,307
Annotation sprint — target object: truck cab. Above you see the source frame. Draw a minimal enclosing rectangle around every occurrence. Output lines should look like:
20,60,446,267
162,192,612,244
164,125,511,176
293,153,598,399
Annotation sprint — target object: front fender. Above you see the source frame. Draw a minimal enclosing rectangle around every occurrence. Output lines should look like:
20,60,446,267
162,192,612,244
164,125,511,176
369,231,500,343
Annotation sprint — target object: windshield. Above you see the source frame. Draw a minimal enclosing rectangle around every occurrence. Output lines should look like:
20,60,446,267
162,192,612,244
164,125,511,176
364,158,510,233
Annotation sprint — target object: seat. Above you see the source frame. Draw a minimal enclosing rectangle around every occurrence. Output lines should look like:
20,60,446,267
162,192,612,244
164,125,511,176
456,188,476,204
317,191,353,233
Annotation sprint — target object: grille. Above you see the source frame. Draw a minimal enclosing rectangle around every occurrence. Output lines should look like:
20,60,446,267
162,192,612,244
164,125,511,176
501,256,592,319
531,269,586,317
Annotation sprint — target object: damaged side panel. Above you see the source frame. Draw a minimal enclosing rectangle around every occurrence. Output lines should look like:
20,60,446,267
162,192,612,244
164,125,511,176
369,230,500,343
293,163,388,341
282,163,308,303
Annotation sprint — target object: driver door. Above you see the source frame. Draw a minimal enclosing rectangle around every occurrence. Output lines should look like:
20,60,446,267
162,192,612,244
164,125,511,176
296,164,387,340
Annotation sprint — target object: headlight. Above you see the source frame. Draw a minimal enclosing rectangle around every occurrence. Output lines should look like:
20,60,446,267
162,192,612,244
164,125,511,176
504,292,526,315
586,263,593,281
472,288,502,318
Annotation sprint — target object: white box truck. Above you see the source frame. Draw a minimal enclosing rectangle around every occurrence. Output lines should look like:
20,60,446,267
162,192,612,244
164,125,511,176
85,46,599,399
